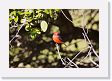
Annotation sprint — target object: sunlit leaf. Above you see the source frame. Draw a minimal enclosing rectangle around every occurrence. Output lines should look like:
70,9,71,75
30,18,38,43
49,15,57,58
17,11,24,15
30,34,36,39
10,11,16,16
36,13,42,18
14,16,18,22
21,19,26,23
44,9,50,14
40,20,48,32
25,10,31,16
25,24,31,31
9,17,12,21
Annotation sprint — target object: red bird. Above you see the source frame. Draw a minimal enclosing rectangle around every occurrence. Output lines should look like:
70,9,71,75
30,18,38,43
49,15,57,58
52,32,63,44
52,32,65,44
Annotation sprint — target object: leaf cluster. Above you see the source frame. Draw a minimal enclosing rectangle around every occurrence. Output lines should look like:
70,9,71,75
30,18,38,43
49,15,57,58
9,9,60,39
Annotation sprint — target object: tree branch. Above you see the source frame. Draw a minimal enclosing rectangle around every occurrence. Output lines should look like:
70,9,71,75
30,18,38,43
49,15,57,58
9,23,25,44
61,9,99,68
55,43,65,65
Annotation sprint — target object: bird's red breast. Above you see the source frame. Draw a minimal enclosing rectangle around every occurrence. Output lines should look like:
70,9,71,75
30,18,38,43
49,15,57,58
52,32,63,44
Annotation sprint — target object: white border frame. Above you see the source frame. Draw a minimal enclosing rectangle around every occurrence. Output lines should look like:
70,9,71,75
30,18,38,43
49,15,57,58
0,0,108,78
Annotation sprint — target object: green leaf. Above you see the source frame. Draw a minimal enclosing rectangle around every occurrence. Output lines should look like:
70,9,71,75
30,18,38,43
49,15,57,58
30,34,36,39
30,28,41,40
17,11,24,15
28,17,33,22
9,17,13,21
30,33,37,40
35,29,41,34
25,24,31,31
36,9,42,13
21,19,26,23
40,20,48,32
25,10,31,16
44,9,50,14
10,11,16,16
55,9,60,12
14,16,18,22
36,13,42,18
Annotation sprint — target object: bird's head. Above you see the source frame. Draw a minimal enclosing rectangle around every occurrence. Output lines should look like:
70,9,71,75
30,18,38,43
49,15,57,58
53,32,59,35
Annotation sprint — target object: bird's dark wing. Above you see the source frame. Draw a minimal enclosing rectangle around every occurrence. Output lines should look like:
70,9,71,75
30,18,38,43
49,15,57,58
57,35,63,42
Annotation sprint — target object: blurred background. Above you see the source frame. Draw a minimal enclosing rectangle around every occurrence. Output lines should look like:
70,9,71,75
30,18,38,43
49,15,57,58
9,9,99,68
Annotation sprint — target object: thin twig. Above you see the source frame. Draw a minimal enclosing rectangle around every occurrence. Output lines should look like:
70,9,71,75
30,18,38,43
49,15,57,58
55,43,65,65
82,27,99,58
55,44,78,67
62,10,98,58
10,25,18,28
9,23,25,44
60,10,99,68
89,51,99,67
63,57,68,65
63,57,74,67
67,58,79,68
61,10,73,24
92,48,99,58
10,22,18,28
80,46,91,62
82,33,87,43
81,12,99,59
64,47,89,68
